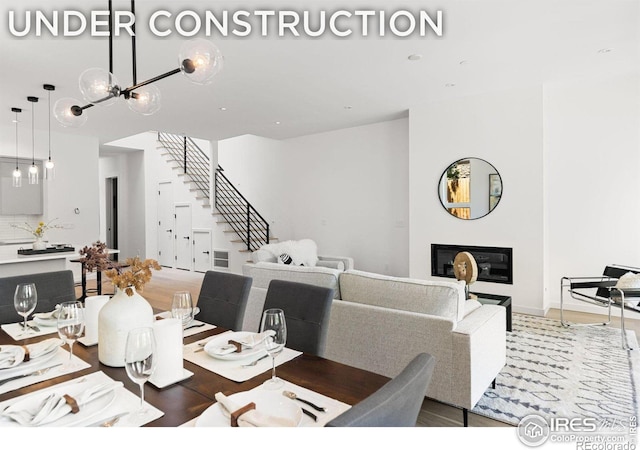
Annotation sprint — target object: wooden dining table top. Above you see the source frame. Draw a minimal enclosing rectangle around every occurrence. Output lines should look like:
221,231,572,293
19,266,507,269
0,326,391,427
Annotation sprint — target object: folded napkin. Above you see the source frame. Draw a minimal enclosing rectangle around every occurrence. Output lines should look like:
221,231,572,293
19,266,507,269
2,381,123,426
33,305,61,321
0,338,62,369
209,331,276,355
214,392,297,427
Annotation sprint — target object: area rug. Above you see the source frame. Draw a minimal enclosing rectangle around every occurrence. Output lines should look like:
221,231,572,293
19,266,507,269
472,313,640,425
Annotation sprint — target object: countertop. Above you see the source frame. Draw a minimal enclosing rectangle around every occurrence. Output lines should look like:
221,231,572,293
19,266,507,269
0,244,119,264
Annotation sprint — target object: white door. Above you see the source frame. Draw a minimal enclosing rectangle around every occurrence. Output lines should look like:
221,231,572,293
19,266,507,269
193,230,212,273
157,182,174,267
175,204,192,270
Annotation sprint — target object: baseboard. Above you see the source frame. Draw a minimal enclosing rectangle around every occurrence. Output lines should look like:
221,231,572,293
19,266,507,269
512,305,548,317
548,301,640,320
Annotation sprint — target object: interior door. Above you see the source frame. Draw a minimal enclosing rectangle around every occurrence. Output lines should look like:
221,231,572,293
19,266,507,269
105,177,118,260
175,204,192,270
157,182,174,267
193,230,212,273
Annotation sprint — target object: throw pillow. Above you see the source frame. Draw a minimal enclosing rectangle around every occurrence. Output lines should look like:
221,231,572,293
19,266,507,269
279,253,293,265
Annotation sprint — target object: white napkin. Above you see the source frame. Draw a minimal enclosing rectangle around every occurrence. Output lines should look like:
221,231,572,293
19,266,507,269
33,305,61,321
0,338,62,369
2,381,123,426
214,392,297,427
209,331,275,355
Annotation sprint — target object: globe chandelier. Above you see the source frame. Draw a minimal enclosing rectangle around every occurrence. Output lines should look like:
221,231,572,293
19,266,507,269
54,0,223,127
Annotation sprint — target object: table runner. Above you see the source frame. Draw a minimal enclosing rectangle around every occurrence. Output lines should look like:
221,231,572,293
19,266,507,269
0,347,90,395
0,371,163,427
181,379,351,427
183,332,302,382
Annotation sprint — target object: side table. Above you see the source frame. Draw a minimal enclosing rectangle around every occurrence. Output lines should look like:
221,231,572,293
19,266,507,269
472,292,512,332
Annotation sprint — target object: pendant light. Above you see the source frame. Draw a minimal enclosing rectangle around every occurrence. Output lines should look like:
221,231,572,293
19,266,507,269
11,107,22,188
27,96,39,185
44,84,55,180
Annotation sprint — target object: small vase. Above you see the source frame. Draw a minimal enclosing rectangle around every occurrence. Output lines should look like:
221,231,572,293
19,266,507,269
33,237,46,251
98,286,154,367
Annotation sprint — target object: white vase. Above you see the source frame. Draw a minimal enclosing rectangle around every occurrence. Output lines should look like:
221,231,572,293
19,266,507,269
33,237,46,250
98,286,154,367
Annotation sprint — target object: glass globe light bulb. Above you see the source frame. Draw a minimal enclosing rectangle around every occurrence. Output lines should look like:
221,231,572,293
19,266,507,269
45,159,55,170
12,168,22,187
29,164,38,174
127,85,161,115
179,38,223,85
28,164,39,185
78,68,120,106
53,98,88,128
13,168,21,178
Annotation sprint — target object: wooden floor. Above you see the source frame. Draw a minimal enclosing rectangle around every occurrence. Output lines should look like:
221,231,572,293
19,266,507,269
84,267,640,428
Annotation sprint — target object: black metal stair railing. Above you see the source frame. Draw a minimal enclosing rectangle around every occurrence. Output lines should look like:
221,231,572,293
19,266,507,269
157,131,270,252
215,167,270,251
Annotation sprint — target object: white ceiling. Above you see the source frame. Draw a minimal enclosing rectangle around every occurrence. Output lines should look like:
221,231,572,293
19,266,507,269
1,0,638,148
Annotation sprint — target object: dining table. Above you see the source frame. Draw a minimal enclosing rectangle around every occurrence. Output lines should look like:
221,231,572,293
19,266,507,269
0,318,391,427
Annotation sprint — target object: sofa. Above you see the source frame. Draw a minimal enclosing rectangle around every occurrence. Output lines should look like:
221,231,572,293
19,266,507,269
240,263,506,416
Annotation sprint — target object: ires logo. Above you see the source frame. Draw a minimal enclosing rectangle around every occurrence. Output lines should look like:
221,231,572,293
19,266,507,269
550,417,598,433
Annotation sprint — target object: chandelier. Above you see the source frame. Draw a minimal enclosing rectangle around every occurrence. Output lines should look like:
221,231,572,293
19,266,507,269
53,0,223,127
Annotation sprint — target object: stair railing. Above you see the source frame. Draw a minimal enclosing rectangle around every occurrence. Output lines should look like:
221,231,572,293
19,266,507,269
157,131,270,252
215,167,270,251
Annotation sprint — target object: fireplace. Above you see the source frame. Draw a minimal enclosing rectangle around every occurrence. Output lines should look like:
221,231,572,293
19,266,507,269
431,244,513,284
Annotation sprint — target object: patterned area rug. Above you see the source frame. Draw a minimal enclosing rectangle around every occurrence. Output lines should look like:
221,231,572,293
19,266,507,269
472,313,640,425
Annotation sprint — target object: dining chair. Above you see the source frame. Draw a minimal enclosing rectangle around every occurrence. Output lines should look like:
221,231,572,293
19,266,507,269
325,352,436,427
262,279,334,357
196,271,253,331
0,270,76,324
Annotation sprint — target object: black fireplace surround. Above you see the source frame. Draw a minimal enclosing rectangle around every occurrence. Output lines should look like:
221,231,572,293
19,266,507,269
431,244,513,284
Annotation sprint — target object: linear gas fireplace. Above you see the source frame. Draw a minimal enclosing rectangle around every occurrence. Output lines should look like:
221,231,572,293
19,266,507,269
431,244,513,284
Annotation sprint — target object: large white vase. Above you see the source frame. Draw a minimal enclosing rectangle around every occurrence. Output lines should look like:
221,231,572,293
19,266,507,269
98,286,154,367
33,237,46,250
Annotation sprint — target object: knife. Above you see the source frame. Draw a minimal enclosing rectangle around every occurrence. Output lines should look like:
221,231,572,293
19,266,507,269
0,363,62,387
86,412,129,427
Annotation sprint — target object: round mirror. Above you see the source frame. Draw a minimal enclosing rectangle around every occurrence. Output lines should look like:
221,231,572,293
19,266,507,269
438,158,502,220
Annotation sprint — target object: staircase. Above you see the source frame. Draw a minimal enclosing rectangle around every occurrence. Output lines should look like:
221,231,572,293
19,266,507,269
156,132,274,253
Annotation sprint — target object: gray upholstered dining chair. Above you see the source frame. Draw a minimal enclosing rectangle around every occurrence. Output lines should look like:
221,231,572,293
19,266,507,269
262,279,334,357
0,270,76,324
196,271,253,331
325,352,436,427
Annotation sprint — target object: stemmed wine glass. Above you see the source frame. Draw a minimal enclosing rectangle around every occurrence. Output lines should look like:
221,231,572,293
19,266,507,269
260,308,287,390
125,327,157,416
57,301,85,368
171,291,194,329
14,283,37,333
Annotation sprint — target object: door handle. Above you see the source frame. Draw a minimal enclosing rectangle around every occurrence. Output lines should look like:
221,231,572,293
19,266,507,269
203,251,210,255
166,229,172,233
183,236,190,240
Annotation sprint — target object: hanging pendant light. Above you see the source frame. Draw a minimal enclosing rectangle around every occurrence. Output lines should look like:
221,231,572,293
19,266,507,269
11,107,22,188
27,96,39,185
54,0,223,126
43,84,55,180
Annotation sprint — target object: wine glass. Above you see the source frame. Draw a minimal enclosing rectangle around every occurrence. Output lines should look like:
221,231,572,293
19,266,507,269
171,291,194,329
259,308,287,390
57,301,85,368
125,327,157,416
14,283,37,333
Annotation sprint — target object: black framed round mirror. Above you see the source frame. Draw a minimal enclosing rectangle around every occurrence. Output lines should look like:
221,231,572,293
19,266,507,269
438,157,502,220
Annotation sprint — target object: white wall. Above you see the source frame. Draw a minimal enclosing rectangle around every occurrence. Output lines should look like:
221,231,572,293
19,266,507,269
0,125,100,246
218,119,410,275
544,73,640,318
409,87,545,315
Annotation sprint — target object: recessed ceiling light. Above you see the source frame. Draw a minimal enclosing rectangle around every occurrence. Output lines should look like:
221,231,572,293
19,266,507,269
407,54,422,61
219,107,227,111
598,48,613,53
445,83,456,88
275,121,281,125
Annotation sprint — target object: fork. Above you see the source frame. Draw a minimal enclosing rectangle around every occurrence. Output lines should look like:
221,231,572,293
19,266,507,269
20,322,40,333
241,354,269,367
0,363,62,387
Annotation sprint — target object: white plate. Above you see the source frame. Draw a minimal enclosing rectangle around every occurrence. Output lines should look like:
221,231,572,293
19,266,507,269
195,390,303,427
0,382,117,427
204,332,267,361
0,346,58,377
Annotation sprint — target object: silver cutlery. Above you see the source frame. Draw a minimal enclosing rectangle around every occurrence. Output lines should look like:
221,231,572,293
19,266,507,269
282,391,327,412
241,354,269,367
20,322,40,332
0,363,62,387
87,412,128,427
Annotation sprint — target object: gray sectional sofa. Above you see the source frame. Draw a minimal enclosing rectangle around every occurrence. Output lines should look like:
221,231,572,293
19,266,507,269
240,262,507,417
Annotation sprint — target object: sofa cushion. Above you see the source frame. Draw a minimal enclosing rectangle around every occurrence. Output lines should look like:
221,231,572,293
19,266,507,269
339,270,467,322
242,262,342,299
316,260,345,271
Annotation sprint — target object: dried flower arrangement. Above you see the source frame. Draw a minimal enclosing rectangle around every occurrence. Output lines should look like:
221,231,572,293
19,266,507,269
105,256,162,296
79,241,111,273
